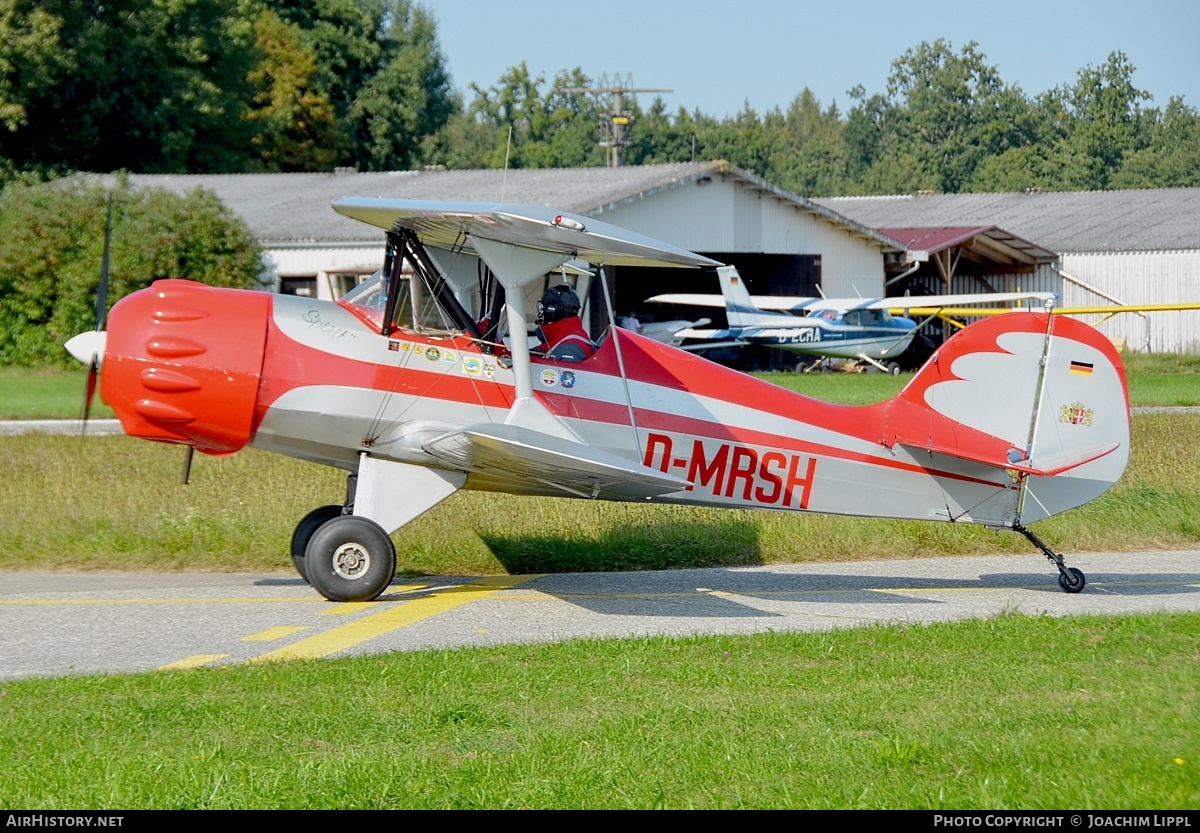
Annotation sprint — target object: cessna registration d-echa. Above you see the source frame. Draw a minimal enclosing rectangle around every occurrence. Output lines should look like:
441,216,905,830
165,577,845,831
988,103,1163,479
649,266,1057,372
66,199,1131,602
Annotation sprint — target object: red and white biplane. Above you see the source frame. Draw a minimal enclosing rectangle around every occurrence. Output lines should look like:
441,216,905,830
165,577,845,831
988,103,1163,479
67,200,1131,602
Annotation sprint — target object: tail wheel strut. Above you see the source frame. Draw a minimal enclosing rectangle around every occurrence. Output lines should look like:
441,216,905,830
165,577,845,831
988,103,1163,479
1014,523,1086,593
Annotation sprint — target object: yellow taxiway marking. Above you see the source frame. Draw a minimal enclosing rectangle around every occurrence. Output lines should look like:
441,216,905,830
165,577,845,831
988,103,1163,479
250,576,538,663
242,626,308,642
319,584,428,615
158,654,228,671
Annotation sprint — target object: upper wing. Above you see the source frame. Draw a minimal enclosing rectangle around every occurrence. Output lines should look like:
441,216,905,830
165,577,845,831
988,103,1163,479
421,423,690,501
331,198,720,270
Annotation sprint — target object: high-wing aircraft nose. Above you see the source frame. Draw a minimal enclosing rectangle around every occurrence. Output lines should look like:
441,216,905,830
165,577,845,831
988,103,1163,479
65,330,107,366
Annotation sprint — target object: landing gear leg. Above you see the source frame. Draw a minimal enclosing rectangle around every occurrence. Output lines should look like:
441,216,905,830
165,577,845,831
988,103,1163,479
1014,522,1086,593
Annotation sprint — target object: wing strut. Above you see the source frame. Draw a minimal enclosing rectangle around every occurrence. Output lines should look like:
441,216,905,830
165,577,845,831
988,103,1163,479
598,265,643,460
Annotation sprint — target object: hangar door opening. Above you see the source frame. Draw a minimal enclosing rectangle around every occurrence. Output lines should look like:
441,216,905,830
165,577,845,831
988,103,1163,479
606,253,820,327
601,254,820,369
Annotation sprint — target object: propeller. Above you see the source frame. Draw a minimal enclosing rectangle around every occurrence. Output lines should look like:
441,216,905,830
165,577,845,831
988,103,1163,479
77,197,113,432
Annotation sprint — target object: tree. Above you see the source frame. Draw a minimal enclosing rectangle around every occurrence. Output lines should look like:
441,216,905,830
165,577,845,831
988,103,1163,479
246,6,343,171
0,0,261,176
1058,51,1151,188
426,64,604,169
0,178,262,366
873,40,1030,193
625,101,699,166
0,0,458,176
1111,96,1200,188
263,0,456,171
768,89,849,197
347,0,456,170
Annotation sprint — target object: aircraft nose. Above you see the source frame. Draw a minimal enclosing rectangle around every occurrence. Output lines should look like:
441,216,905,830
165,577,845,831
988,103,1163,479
65,330,107,367
101,280,271,454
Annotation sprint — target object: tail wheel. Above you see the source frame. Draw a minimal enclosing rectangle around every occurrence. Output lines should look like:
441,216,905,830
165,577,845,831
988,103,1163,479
290,504,344,583
1058,567,1086,594
305,515,396,602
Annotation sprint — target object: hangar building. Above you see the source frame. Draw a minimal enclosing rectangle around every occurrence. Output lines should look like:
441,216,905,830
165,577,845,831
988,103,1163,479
817,189,1200,354
110,162,902,328
108,166,1199,353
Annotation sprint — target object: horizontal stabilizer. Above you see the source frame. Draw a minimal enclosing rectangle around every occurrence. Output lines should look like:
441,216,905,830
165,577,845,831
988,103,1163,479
422,424,691,501
647,293,735,309
673,328,729,340
894,438,1121,477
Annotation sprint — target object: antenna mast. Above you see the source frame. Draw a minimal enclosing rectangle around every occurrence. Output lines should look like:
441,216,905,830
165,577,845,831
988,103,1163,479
564,73,671,167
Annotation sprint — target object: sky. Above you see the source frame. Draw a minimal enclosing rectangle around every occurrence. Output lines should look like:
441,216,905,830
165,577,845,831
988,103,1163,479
419,0,1199,118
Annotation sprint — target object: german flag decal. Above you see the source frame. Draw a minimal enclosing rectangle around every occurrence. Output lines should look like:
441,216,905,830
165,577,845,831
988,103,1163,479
1069,360,1094,376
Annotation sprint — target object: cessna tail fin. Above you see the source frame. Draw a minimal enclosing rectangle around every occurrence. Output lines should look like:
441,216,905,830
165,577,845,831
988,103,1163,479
718,265,776,327
884,311,1130,525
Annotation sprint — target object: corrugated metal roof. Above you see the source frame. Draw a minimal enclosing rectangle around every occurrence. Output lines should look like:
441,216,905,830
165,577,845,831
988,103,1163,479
816,189,1200,253
879,226,1057,263
879,226,994,250
75,162,899,250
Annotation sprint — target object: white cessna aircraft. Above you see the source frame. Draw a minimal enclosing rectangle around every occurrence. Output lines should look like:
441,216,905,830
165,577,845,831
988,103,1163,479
649,266,1055,372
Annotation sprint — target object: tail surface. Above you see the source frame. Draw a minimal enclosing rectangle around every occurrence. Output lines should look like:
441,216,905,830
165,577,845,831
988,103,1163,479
882,311,1130,525
718,265,776,327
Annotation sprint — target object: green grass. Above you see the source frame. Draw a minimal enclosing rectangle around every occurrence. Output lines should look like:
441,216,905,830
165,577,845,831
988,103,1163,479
1120,352,1200,407
2,362,1197,810
0,366,116,419
2,351,1197,420
0,612,1195,809
1,413,1197,574
751,350,1200,407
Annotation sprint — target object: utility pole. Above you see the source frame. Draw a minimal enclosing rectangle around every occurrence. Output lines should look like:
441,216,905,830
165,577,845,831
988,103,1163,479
564,73,671,167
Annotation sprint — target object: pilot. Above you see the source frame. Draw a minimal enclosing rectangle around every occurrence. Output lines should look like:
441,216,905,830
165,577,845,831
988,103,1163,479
535,283,595,361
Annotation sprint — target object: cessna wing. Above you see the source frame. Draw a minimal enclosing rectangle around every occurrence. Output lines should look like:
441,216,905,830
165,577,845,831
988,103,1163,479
422,423,691,501
648,288,1057,315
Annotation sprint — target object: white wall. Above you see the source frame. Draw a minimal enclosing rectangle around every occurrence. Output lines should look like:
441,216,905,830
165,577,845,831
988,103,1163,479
1061,251,1200,353
595,176,888,296
264,246,385,280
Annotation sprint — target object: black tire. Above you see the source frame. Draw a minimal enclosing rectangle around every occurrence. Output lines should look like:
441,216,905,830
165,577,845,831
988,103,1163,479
886,362,902,375
290,504,343,583
1058,567,1086,594
305,515,396,602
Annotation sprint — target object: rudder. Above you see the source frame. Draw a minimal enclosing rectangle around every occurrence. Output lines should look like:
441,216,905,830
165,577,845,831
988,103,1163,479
893,311,1130,524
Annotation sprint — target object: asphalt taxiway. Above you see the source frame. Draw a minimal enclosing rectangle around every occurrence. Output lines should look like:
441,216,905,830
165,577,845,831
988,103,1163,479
1,550,1197,680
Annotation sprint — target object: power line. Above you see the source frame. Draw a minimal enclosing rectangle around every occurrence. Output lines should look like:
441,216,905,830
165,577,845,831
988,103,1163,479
563,73,671,167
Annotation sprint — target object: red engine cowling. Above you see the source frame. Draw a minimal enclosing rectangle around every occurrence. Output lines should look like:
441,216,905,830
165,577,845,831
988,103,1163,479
101,280,271,455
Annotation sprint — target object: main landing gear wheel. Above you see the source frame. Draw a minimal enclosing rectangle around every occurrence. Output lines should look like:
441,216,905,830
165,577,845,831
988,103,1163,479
290,504,344,583
886,362,902,375
1058,567,1086,594
304,515,397,603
